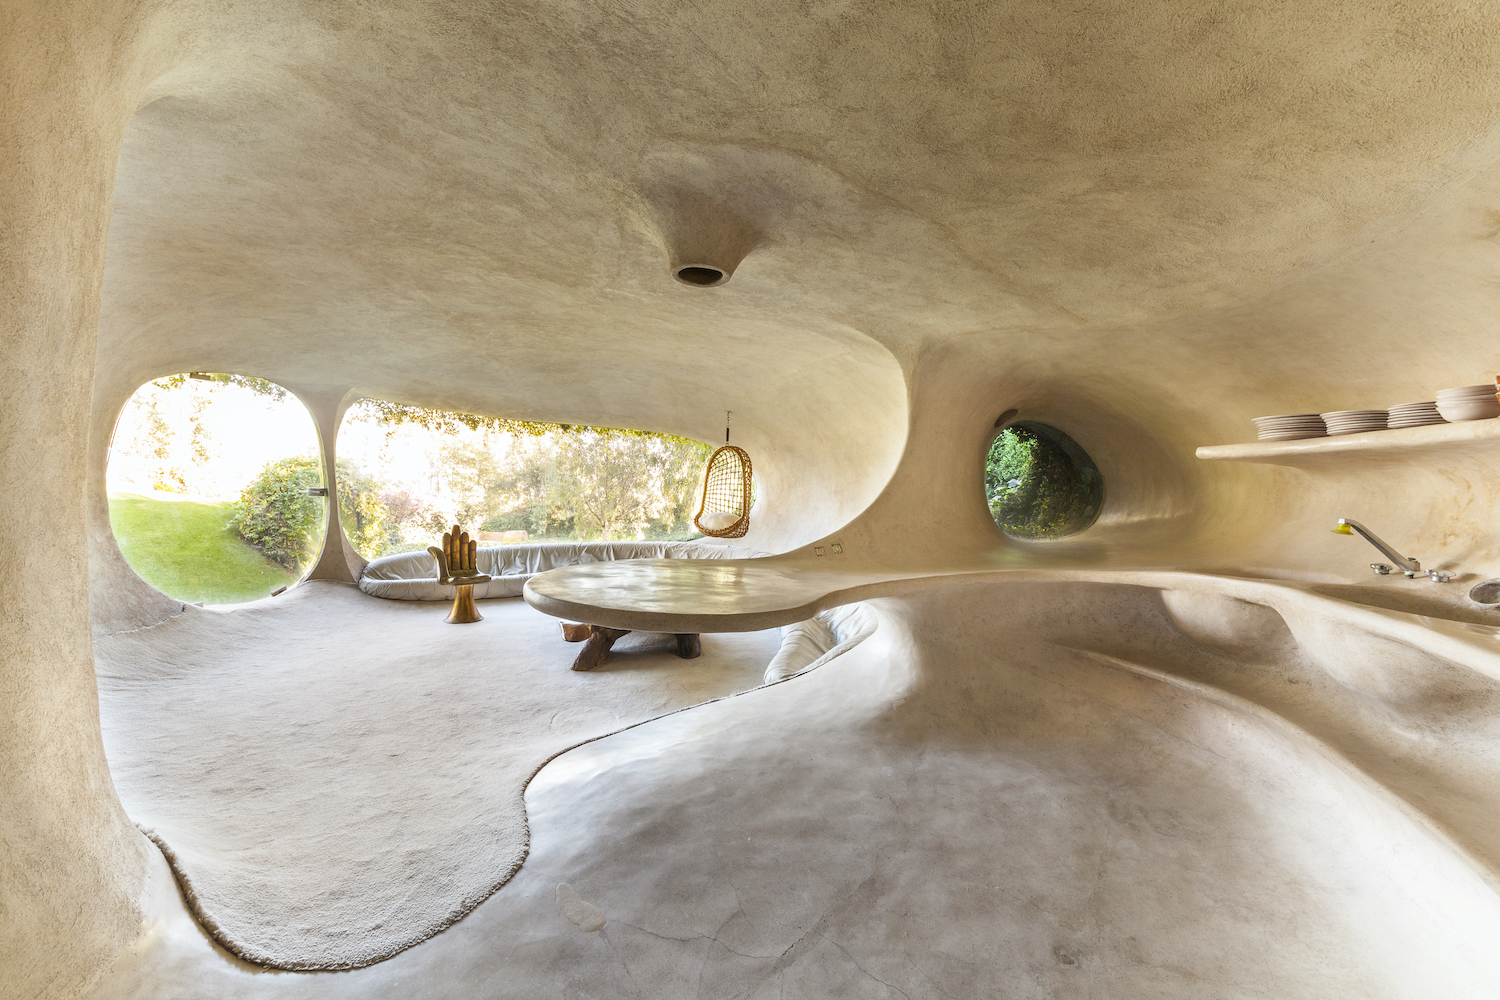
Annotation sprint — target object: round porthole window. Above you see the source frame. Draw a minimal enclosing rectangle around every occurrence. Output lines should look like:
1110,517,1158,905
985,421,1103,539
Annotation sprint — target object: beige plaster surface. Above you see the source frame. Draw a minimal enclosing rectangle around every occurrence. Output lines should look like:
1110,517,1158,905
523,558,922,633
523,561,1500,887
2,6,178,998
10,2,1500,996
93,583,782,969
526,556,1500,634
92,577,1500,998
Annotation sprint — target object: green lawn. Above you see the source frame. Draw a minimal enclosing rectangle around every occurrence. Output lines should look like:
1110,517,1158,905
109,493,300,605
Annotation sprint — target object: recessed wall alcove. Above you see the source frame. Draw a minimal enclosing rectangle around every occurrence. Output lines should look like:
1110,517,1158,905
812,335,1205,568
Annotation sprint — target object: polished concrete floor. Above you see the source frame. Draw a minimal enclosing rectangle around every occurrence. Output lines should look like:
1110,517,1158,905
92,577,1500,999
92,583,783,972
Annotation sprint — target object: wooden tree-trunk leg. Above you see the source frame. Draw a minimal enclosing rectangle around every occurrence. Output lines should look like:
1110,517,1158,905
674,633,702,659
560,622,592,642
445,584,482,624
571,627,629,671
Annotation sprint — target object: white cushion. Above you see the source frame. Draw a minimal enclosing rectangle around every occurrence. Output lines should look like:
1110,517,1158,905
762,603,878,684
698,511,741,532
358,540,765,601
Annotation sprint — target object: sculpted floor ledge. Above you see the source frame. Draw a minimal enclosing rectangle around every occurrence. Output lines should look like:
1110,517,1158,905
93,572,1500,999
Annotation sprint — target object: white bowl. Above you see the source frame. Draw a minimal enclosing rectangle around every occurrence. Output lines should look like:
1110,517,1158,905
1436,385,1498,399
1436,398,1500,421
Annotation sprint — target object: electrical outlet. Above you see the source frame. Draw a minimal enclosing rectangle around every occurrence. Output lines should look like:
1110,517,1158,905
814,546,825,556
831,542,844,555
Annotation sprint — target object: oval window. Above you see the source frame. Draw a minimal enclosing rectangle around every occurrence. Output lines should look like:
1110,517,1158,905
985,421,1103,539
106,373,327,604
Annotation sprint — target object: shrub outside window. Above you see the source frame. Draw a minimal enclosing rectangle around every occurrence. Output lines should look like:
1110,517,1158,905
985,421,1102,539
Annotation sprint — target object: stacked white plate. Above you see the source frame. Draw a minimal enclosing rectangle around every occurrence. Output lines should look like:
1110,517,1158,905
1386,401,1445,428
1435,384,1500,422
1320,409,1388,435
1251,414,1326,441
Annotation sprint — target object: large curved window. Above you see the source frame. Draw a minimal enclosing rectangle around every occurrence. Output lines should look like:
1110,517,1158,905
107,374,326,603
985,421,1103,539
335,400,713,560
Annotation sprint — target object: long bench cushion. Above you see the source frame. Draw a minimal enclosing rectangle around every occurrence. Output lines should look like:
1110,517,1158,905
358,540,765,601
763,603,878,684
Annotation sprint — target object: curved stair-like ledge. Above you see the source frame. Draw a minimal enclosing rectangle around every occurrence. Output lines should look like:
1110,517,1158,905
526,559,1500,890
524,558,1500,660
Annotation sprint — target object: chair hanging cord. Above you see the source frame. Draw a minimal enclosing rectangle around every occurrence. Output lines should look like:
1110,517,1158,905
725,410,731,444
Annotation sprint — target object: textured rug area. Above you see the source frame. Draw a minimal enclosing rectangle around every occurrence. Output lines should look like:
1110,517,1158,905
93,582,781,970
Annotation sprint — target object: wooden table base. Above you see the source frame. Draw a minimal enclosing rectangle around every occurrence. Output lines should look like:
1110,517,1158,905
561,623,701,671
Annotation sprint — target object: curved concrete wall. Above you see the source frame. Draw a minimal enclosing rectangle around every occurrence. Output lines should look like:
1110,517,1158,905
2,6,162,998
13,2,1500,996
811,147,1500,583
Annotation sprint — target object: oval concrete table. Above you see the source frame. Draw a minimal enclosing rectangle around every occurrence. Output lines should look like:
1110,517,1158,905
522,557,937,633
523,556,1500,642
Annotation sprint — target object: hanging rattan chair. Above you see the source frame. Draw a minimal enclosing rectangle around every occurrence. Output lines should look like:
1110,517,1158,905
693,444,753,538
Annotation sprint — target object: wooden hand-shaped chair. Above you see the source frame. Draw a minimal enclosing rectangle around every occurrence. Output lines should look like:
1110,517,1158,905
428,524,491,623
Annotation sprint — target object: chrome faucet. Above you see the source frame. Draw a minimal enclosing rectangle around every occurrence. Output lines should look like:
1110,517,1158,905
1332,518,1451,582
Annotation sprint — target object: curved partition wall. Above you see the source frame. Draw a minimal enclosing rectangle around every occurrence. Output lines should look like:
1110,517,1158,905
811,336,1208,569
88,88,913,563
10,3,1500,999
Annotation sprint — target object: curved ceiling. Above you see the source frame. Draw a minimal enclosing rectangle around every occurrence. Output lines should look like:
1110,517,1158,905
102,1,1500,387
91,1,1500,559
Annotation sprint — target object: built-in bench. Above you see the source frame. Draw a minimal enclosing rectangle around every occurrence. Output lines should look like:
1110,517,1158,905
358,540,765,601
357,540,875,681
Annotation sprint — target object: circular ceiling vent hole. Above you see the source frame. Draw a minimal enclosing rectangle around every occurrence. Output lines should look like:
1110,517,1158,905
674,266,727,287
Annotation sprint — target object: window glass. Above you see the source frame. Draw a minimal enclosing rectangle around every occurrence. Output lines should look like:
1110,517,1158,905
334,401,713,559
985,421,1103,539
107,374,326,604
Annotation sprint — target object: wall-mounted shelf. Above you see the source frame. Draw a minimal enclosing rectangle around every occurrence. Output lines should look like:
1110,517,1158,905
1196,417,1500,467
